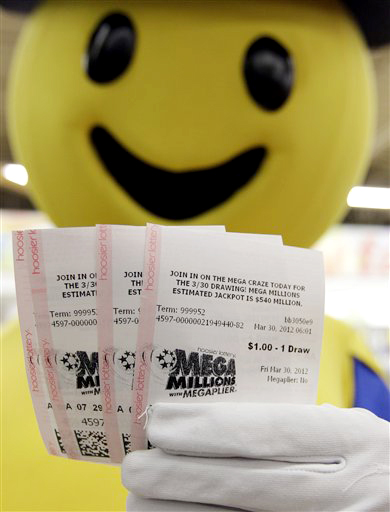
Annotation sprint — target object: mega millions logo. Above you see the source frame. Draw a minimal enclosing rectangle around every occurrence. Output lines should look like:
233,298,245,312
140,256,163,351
57,351,100,392
152,348,237,398
57,349,136,392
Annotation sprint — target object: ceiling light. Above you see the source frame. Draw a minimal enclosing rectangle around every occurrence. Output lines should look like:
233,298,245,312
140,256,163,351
347,186,390,210
1,163,29,186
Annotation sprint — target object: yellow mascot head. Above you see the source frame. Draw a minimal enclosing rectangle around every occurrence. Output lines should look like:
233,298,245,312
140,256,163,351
6,0,388,247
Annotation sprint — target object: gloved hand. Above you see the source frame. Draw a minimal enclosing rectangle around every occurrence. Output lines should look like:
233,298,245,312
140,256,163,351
122,403,390,512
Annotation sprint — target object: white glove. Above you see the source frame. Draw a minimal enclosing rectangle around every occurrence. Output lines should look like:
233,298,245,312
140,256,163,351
122,403,389,512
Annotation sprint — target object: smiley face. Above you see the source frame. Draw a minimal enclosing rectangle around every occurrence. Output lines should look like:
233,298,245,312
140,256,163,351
87,16,289,219
8,0,374,247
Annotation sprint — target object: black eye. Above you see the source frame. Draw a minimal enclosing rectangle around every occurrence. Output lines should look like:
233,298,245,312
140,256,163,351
86,13,135,83
244,37,293,111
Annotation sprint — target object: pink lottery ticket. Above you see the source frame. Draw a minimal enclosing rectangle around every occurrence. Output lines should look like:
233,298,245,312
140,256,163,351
96,225,145,462
23,227,114,462
96,225,227,460
13,230,62,457
24,229,80,459
131,225,324,450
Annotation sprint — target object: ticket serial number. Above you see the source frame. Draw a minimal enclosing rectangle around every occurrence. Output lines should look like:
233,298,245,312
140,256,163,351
51,318,97,328
156,315,244,329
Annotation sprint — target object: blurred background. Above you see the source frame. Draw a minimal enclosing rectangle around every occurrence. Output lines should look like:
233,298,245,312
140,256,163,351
1,8,389,374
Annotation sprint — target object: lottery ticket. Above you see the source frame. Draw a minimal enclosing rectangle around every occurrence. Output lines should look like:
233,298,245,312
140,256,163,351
96,225,144,463
23,227,113,462
14,224,320,461
13,230,63,456
132,225,324,450
96,224,229,462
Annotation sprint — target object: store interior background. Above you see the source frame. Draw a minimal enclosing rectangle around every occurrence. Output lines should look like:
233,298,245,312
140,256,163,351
1,8,389,376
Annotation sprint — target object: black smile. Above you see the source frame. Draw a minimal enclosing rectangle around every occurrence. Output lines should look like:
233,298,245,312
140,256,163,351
90,126,266,220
